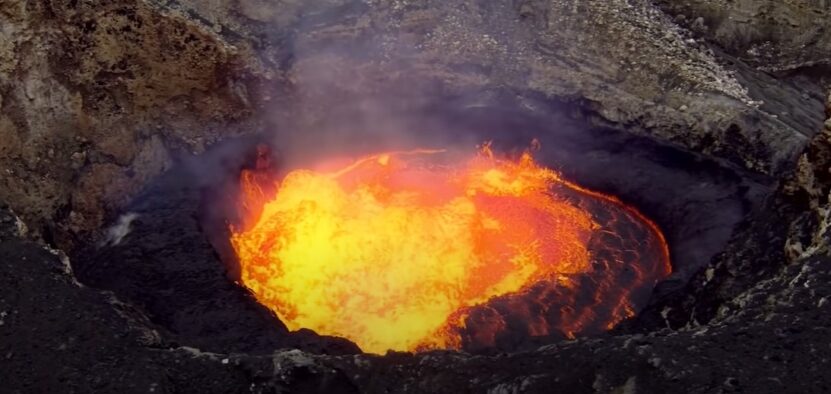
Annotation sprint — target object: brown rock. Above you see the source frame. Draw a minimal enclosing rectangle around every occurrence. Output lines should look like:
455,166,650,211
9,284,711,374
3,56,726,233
0,0,264,243
70,163,134,232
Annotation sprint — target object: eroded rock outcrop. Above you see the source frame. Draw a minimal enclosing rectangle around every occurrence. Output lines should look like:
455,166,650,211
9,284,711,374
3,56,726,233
2,0,827,249
0,1,263,247
654,0,831,73
632,91,831,331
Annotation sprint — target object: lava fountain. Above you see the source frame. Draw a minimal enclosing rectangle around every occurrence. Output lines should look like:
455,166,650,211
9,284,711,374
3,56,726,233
230,143,671,354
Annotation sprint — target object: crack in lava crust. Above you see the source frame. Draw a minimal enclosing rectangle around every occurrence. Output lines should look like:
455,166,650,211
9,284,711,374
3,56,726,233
230,145,671,354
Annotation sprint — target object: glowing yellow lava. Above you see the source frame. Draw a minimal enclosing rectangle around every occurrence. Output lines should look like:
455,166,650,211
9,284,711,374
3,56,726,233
230,145,663,353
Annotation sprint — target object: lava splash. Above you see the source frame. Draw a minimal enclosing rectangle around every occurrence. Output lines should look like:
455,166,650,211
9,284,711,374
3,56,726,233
230,144,671,354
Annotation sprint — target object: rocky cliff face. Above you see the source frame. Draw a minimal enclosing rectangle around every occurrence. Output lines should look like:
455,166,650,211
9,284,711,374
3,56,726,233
655,0,831,73
1,0,826,247
2,0,831,392
0,1,264,247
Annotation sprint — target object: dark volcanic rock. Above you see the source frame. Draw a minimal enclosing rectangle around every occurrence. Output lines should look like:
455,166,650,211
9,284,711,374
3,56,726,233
4,200,831,393
633,95,831,333
1,202,362,393
324,256,831,394
0,203,257,393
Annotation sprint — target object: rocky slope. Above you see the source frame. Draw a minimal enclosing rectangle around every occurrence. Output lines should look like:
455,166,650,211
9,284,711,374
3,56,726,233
0,0,264,247
0,204,277,393
654,0,831,73
1,0,827,247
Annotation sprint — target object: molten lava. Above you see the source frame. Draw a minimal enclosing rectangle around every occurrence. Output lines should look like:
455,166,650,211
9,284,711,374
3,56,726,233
230,144,670,354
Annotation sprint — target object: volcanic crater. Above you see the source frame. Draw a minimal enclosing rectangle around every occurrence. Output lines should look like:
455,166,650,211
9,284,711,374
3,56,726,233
73,97,766,357
2,0,831,393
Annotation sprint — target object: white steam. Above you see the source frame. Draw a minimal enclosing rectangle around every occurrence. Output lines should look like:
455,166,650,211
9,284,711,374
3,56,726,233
101,212,139,247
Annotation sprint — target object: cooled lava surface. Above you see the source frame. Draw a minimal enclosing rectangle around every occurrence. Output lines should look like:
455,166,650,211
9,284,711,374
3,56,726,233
230,144,671,354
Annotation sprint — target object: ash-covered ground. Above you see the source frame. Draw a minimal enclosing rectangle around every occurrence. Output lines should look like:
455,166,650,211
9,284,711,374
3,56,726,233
2,0,831,393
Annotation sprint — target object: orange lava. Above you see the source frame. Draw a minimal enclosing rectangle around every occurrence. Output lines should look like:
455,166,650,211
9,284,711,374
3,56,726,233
230,144,671,353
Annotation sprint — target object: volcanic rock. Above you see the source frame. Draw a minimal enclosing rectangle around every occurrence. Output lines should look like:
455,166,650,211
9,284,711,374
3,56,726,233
2,0,831,392
3,192,831,393
1,0,827,247
0,0,262,247
654,0,831,73
0,203,265,393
